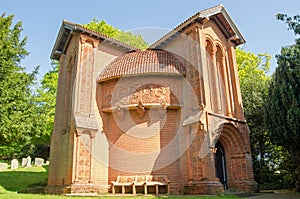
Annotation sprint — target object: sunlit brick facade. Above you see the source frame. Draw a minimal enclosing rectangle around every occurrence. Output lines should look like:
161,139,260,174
46,5,257,195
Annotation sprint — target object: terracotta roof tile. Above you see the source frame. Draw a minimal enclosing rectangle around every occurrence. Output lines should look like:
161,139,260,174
97,49,186,82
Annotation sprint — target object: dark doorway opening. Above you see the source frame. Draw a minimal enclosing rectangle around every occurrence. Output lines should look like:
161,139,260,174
215,141,228,189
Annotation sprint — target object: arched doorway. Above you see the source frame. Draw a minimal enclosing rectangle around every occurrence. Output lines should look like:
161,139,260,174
215,141,228,189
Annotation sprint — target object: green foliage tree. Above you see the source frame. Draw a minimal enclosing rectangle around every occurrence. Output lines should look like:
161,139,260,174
84,18,149,49
265,13,300,191
36,61,59,144
236,48,271,120
276,14,300,35
33,61,59,159
236,49,287,187
0,14,41,158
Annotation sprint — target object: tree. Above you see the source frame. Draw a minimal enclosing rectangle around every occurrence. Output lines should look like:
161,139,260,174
265,42,300,161
84,18,149,49
236,48,271,122
0,13,41,158
276,14,300,36
32,61,59,159
265,13,300,191
36,61,59,144
236,49,287,187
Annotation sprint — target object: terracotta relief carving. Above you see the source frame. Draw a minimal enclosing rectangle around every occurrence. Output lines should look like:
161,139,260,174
136,100,145,118
75,134,91,183
158,102,167,118
129,85,171,105
106,83,175,108
115,105,125,121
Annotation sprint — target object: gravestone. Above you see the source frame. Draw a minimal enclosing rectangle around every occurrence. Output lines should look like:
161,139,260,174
26,156,32,167
11,159,18,170
0,163,8,170
21,158,27,167
34,158,44,167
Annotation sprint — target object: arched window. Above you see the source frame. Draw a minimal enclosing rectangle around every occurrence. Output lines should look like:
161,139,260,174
216,45,226,114
205,39,232,115
206,40,218,113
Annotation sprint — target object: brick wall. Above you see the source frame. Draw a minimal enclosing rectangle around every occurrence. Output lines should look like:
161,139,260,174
48,14,257,194
96,75,186,194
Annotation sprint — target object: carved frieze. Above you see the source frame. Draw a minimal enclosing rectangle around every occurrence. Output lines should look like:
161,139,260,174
102,82,178,109
129,85,170,105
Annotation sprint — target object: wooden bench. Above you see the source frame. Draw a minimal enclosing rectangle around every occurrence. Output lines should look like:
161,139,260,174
111,175,170,195
111,175,135,194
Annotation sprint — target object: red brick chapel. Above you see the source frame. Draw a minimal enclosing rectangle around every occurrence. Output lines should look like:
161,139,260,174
46,5,257,195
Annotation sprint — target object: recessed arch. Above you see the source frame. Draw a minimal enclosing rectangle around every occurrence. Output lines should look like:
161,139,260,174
204,34,215,48
205,37,219,112
213,122,250,190
214,122,247,155
205,38,214,56
215,45,225,60
215,41,226,56
215,45,227,115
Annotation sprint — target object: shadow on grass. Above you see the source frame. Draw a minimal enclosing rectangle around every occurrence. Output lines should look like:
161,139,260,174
0,165,48,193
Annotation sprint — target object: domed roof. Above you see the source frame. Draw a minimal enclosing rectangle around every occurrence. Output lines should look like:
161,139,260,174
97,49,186,82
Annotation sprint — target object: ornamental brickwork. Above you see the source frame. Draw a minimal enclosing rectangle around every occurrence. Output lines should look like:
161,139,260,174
46,5,257,195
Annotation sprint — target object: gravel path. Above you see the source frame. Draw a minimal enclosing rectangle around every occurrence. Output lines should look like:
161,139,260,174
244,192,300,199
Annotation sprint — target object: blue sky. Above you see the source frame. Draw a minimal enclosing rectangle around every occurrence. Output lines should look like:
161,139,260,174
1,0,300,79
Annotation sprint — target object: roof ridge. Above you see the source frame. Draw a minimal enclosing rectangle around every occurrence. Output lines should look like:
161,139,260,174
51,20,138,59
150,4,245,48
66,20,138,50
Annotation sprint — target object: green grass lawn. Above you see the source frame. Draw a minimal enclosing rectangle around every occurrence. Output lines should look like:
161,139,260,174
0,166,48,192
0,194,239,199
0,166,239,199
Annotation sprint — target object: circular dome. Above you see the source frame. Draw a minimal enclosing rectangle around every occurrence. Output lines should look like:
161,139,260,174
97,49,186,82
